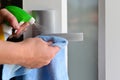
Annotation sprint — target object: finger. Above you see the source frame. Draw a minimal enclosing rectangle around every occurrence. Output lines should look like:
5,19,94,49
0,9,5,24
47,41,53,46
0,9,19,29
16,22,29,35
49,46,60,55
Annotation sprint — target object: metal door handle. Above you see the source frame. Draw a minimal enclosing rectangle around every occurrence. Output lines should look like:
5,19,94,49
31,10,83,42
41,33,83,41
40,33,83,42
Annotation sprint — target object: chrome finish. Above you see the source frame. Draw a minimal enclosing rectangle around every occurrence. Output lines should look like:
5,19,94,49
41,33,83,42
31,10,83,42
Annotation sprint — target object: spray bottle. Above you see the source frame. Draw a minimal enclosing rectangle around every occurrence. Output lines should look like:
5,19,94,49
0,6,35,41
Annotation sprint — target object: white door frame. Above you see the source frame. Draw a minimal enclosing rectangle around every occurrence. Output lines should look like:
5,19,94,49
99,0,120,80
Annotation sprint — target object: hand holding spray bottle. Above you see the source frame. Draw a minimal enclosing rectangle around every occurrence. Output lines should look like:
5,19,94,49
0,6,35,41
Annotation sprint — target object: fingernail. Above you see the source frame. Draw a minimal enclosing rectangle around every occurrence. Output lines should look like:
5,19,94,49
14,30,17,33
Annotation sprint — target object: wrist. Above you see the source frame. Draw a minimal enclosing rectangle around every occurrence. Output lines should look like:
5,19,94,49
0,40,24,64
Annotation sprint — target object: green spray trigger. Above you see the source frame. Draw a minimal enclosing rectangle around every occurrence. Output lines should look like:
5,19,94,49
2,6,36,40
6,6,35,24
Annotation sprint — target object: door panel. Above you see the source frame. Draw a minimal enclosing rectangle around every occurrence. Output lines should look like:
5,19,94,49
68,0,98,80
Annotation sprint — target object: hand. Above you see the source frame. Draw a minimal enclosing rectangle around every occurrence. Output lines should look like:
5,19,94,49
0,8,60,68
15,38,60,68
0,8,29,36
0,38,59,68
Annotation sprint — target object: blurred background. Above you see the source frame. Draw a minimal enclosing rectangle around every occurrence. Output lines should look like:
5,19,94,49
67,0,98,80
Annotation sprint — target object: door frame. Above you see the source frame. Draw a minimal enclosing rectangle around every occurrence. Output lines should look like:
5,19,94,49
98,0,105,80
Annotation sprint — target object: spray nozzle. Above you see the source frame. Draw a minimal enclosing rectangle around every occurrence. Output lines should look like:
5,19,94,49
4,6,35,40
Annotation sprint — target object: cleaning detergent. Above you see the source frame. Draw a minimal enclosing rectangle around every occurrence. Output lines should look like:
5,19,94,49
0,6,35,41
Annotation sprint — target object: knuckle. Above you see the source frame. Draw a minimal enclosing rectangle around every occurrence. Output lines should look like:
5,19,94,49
46,53,54,60
34,38,41,41
49,50,57,57
50,53,55,59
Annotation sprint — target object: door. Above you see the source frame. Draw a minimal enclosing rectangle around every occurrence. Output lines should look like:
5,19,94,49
67,0,98,80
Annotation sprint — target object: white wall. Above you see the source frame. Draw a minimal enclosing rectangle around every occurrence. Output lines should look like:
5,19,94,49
106,0,120,80
95,0,120,80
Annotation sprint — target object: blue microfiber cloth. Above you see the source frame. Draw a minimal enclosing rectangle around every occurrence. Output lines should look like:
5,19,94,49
2,36,69,80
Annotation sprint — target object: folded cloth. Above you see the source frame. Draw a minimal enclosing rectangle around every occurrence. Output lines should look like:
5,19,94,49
2,36,69,80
